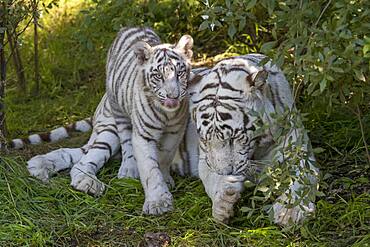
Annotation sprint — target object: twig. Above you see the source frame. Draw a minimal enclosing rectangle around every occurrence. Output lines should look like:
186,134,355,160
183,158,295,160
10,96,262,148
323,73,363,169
356,105,370,164
314,0,332,27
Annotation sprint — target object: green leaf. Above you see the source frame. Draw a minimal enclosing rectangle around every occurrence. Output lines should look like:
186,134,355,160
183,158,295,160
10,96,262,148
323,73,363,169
244,180,255,188
354,69,366,82
313,147,325,154
363,43,370,55
267,0,275,15
272,28,277,40
331,67,344,73
199,21,209,31
225,0,231,9
257,186,269,193
238,18,246,31
245,0,257,10
260,41,277,53
319,78,327,92
240,206,253,212
228,23,237,38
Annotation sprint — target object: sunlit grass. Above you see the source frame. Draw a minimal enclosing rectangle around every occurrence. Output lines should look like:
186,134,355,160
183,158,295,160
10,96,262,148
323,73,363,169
1,151,369,246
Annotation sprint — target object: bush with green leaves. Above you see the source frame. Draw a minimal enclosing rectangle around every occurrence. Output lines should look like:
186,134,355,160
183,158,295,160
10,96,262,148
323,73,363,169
74,0,204,56
198,0,369,221
199,0,369,110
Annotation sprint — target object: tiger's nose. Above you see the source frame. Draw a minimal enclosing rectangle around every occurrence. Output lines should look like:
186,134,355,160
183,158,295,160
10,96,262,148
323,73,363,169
166,91,179,99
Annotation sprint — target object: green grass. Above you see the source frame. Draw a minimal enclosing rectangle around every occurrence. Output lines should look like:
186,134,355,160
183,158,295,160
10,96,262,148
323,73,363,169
1,148,370,246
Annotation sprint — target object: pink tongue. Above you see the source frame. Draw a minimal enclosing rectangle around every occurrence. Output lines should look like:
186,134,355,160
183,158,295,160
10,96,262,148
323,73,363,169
164,98,179,108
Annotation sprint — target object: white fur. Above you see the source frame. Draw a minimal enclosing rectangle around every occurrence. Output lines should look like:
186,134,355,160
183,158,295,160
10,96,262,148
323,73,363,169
28,134,42,144
49,127,69,142
27,28,193,216
184,54,319,226
75,119,92,132
11,139,24,149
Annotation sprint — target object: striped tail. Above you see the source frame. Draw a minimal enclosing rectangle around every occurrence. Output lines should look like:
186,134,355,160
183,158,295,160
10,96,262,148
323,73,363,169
8,117,93,149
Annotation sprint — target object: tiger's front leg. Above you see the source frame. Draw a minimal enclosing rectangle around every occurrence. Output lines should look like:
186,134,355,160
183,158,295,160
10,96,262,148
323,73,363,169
158,128,186,189
198,158,245,223
132,131,173,215
272,157,318,226
70,129,120,196
270,129,319,226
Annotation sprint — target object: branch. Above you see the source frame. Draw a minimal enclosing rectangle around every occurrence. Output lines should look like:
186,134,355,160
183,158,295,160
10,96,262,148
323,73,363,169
356,105,370,165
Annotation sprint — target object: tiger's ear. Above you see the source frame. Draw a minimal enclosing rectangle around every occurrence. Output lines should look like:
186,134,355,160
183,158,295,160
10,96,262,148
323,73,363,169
134,41,153,65
175,35,193,60
247,69,268,89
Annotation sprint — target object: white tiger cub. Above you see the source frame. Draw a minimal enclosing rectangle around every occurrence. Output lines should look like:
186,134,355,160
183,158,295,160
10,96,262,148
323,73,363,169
176,54,319,226
27,27,194,215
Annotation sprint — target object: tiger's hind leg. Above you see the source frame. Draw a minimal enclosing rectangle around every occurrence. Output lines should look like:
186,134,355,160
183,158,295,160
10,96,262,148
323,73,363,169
111,110,139,179
116,121,139,179
27,144,91,182
171,120,199,178
27,131,99,182
70,128,120,196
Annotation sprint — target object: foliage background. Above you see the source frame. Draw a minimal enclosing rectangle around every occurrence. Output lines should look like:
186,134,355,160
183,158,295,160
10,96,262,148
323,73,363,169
1,0,369,246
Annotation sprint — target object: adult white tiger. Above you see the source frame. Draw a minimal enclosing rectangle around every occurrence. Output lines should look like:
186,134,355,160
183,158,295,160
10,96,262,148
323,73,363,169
175,54,319,226
27,27,194,215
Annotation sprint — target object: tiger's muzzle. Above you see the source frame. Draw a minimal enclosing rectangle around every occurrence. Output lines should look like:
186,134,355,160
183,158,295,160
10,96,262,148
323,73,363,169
163,98,180,109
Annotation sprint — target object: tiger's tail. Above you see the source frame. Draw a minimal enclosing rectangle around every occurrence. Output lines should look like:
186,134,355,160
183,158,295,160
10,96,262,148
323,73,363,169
8,117,93,149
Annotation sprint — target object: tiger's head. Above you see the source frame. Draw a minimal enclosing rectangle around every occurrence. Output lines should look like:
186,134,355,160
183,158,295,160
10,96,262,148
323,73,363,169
189,57,272,176
134,35,193,112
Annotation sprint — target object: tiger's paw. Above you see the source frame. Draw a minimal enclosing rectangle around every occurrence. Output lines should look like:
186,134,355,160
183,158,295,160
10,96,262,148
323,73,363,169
27,155,55,182
117,158,139,179
212,175,245,223
71,172,105,196
143,192,173,215
273,194,315,226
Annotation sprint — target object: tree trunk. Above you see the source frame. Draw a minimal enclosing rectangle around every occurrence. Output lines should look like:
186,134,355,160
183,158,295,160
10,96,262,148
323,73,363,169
0,2,7,142
7,31,26,93
33,0,40,95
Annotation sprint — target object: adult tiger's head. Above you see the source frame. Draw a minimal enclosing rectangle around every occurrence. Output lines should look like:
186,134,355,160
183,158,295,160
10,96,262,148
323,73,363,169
134,35,193,112
189,56,273,176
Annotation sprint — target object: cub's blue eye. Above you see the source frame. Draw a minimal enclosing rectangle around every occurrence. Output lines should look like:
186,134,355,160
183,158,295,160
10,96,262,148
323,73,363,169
154,74,163,79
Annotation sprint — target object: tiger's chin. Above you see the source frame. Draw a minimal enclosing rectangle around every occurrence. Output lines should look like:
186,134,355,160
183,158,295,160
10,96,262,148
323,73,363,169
160,98,181,112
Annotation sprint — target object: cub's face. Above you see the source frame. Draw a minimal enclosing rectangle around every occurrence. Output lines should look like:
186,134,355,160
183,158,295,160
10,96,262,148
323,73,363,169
134,35,193,112
190,61,268,175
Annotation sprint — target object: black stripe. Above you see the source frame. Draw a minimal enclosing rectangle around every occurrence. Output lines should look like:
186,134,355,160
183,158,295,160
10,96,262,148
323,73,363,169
39,133,52,142
200,83,218,93
138,132,158,143
88,161,99,169
218,112,232,121
96,128,119,139
220,81,243,93
137,111,162,130
91,141,113,156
